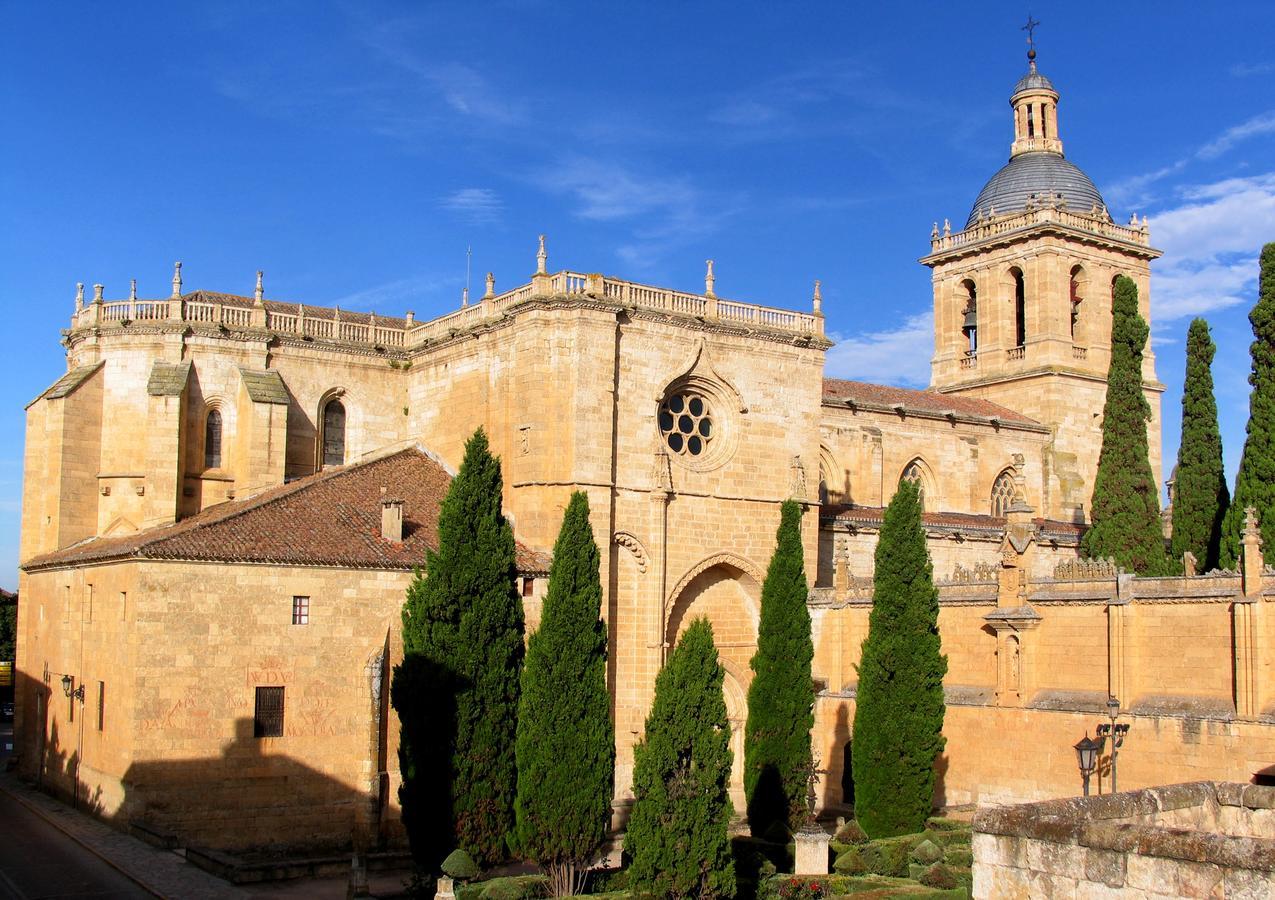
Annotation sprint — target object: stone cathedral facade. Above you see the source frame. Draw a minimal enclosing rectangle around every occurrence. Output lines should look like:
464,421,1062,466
15,57,1275,855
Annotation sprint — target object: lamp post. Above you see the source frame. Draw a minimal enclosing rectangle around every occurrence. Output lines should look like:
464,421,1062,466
1073,733,1100,796
60,674,85,809
1095,696,1130,794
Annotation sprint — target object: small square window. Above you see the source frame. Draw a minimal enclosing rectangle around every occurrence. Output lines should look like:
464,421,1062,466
292,596,309,625
521,577,534,598
254,686,285,738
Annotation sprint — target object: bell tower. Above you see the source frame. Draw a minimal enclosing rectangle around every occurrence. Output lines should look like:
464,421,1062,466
921,42,1164,524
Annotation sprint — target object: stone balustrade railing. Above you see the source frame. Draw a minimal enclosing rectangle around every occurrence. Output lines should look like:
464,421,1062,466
929,205,1151,253
70,270,823,349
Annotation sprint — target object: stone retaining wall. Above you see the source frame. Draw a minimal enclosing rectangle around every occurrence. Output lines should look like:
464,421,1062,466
972,781,1275,898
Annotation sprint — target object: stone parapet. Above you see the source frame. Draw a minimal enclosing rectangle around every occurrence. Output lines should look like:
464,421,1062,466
972,782,1275,898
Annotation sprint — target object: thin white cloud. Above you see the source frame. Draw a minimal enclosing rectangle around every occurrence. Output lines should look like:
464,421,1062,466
440,188,504,225
1108,110,1275,205
825,312,933,388
538,157,702,224
1150,173,1275,321
332,275,457,313
1231,62,1275,78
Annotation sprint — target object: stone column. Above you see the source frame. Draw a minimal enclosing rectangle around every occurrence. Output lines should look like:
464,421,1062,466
1237,508,1264,718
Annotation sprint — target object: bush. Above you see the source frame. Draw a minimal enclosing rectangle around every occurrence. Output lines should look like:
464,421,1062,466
834,820,869,845
442,849,479,880
769,876,827,900
910,838,943,865
919,862,958,889
480,875,548,899
944,847,972,869
586,868,627,894
831,846,867,875
925,817,967,832
762,820,792,846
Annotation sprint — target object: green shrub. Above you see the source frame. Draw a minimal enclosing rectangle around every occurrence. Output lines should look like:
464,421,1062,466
834,820,869,845
925,817,968,832
442,849,479,880
865,835,913,877
944,846,972,869
587,868,628,893
933,829,970,847
919,862,958,890
831,846,867,876
762,820,792,846
480,875,548,899
910,838,943,864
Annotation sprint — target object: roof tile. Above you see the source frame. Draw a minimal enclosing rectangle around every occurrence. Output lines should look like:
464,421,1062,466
822,378,1040,426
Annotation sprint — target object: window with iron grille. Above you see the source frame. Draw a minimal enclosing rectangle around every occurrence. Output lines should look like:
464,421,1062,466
254,686,285,738
292,595,309,625
322,400,346,468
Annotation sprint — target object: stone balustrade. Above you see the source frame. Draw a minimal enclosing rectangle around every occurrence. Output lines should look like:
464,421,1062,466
929,204,1152,254
70,270,823,349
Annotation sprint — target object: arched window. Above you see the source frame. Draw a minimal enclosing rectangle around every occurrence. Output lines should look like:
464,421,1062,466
1069,265,1086,340
900,459,927,511
321,399,346,468
1011,267,1026,348
204,409,222,470
961,279,978,354
990,470,1016,517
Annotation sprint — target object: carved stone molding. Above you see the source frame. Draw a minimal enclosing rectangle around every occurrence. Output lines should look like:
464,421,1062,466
613,531,649,574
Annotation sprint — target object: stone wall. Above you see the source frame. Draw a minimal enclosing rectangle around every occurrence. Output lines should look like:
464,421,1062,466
971,782,1275,898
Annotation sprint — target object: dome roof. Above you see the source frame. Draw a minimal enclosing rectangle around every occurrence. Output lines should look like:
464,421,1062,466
965,152,1105,228
1012,69,1056,96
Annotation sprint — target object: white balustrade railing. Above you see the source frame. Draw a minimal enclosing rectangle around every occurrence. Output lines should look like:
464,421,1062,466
931,205,1151,253
73,269,821,348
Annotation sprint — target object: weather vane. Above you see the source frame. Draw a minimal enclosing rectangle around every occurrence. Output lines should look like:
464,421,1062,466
1022,15,1040,58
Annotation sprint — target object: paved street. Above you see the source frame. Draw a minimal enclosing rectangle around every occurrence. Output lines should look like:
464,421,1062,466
0,778,152,899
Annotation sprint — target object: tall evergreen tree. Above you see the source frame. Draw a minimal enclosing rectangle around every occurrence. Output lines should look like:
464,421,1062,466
744,499,814,837
1170,318,1230,571
852,480,947,839
513,492,614,897
1081,275,1171,574
626,618,736,900
391,428,524,870
1221,244,1275,567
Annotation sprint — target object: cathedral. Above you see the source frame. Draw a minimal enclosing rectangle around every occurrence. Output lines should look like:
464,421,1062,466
15,52,1273,856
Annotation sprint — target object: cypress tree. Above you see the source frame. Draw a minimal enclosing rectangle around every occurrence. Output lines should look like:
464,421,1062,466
1170,318,1230,571
744,499,814,837
852,480,947,839
626,618,736,900
1221,244,1275,567
513,492,614,897
391,428,524,870
1081,275,1171,575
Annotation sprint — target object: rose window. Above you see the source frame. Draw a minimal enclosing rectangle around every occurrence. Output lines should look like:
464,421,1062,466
659,392,714,457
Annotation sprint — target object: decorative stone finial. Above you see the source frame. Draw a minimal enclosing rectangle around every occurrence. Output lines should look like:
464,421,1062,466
130,278,137,301
462,286,469,307
93,284,104,303
1022,15,1040,67
255,270,264,304
75,282,84,311
405,310,414,325
171,261,183,299
1244,507,1261,544
812,280,823,316
943,218,951,237
333,305,341,323
484,272,495,299
931,222,939,239
704,259,716,298
536,234,547,275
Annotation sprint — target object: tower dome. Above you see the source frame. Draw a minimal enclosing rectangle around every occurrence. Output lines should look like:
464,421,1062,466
965,56,1106,228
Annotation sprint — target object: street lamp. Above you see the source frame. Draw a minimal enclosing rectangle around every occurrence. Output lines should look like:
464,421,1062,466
1074,733,1101,796
60,674,86,809
1095,696,1130,794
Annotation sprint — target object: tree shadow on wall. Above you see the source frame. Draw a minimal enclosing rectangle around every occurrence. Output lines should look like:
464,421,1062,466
823,703,852,813
390,653,460,874
39,718,105,817
121,716,397,859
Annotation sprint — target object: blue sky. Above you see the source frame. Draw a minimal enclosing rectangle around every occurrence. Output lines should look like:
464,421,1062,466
2,2,1274,590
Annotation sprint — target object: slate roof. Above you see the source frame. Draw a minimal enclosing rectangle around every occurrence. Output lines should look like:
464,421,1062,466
146,361,191,397
239,368,290,405
822,378,1042,427
821,503,1084,542
1012,69,1056,96
27,362,104,408
966,152,1106,228
24,448,551,575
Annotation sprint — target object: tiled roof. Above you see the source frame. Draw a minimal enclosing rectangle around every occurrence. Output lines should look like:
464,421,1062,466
27,362,104,408
24,448,551,575
146,361,191,397
822,502,1084,541
822,378,1041,427
239,368,289,405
